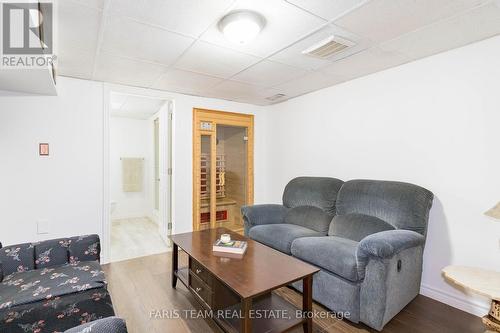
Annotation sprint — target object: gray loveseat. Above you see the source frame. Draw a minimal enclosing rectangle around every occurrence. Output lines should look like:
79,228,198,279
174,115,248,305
64,317,127,333
242,177,433,331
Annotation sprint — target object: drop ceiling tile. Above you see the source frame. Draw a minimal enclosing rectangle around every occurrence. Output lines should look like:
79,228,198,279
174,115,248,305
101,16,194,65
199,0,326,57
69,0,105,10
57,48,95,80
229,95,276,106
285,0,368,21
100,16,148,57
152,69,223,95
58,0,102,53
93,52,167,88
207,80,275,100
271,71,347,98
380,2,500,61
174,41,261,78
107,0,146,19
107,0,234,37
322,47,409,79
140,0,234,37
232,60,308,87
334,0,490,43
270,24,371,70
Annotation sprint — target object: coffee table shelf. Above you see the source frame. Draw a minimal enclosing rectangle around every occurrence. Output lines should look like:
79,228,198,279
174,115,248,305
217,292,305,333
175,267,189,286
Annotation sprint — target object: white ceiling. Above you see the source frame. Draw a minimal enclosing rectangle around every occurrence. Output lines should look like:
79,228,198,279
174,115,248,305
110,93,165,119
57,0,500,106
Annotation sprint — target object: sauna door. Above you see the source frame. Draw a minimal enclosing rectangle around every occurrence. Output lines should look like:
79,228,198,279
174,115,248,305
193,109,254,233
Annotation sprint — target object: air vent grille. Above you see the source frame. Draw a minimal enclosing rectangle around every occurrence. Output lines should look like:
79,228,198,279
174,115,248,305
302,36,355,59
265,93,286,102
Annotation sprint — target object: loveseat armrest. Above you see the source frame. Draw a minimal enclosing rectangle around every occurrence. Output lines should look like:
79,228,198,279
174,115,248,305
357,230,424,260
357,230,426,330
64,317,127,333
241,204,288,236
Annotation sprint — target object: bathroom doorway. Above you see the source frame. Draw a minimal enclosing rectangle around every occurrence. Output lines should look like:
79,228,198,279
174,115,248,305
193,108,254,234
107,92,173,262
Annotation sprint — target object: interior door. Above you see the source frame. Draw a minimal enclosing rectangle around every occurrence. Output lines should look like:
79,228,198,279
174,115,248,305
193,109,254,233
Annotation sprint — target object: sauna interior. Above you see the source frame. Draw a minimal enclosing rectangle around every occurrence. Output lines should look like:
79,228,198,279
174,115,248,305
200,125,248,234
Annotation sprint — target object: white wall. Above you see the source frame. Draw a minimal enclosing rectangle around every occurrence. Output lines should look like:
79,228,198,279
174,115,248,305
264,36,500,316
0,78,104,245
110,116,153,220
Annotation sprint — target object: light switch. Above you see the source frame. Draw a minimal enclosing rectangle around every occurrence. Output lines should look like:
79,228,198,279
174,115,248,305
37,219,49,234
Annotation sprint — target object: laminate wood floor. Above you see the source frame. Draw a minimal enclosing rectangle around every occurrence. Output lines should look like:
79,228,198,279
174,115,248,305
102,253,485,333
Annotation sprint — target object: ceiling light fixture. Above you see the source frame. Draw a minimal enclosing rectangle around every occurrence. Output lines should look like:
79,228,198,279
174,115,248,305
218,10,265,45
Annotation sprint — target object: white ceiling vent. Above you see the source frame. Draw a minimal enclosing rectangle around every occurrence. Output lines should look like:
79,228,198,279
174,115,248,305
302,35,355,59
265,93,286,102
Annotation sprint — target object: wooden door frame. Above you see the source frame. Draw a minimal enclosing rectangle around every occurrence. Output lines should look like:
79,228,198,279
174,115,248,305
192,108,254,231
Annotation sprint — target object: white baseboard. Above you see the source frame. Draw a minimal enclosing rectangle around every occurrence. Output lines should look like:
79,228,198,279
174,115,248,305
420,283,490,317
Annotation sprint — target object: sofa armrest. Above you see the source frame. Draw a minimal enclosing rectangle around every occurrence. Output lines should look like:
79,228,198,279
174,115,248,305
357,230,425,260
357,230,426,330
241,204,288,236
64,317,127,333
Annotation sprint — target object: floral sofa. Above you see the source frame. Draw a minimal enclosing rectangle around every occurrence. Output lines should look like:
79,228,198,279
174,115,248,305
0,235,116,333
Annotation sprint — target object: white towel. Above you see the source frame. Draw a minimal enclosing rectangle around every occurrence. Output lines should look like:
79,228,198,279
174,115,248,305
122,158,143,192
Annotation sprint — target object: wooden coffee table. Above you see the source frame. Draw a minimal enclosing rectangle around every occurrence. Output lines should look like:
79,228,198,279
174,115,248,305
171,228,319,333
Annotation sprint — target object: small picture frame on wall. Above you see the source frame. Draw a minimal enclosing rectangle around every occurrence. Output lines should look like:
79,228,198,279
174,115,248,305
39,143,49,156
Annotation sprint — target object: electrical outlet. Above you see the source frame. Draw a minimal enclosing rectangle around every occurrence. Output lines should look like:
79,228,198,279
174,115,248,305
37,220,49,234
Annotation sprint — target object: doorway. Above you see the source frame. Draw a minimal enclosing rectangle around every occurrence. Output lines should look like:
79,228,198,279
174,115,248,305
193,109,254,234
107,92,173,262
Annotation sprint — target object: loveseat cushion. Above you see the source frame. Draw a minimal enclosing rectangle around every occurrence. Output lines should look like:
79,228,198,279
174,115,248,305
0,243,35,277
291,236,361,282
248,224,322,254
0,261,106,310
336,180,433,235
284,206,333,233
282,177,344,214
329,213,395,242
